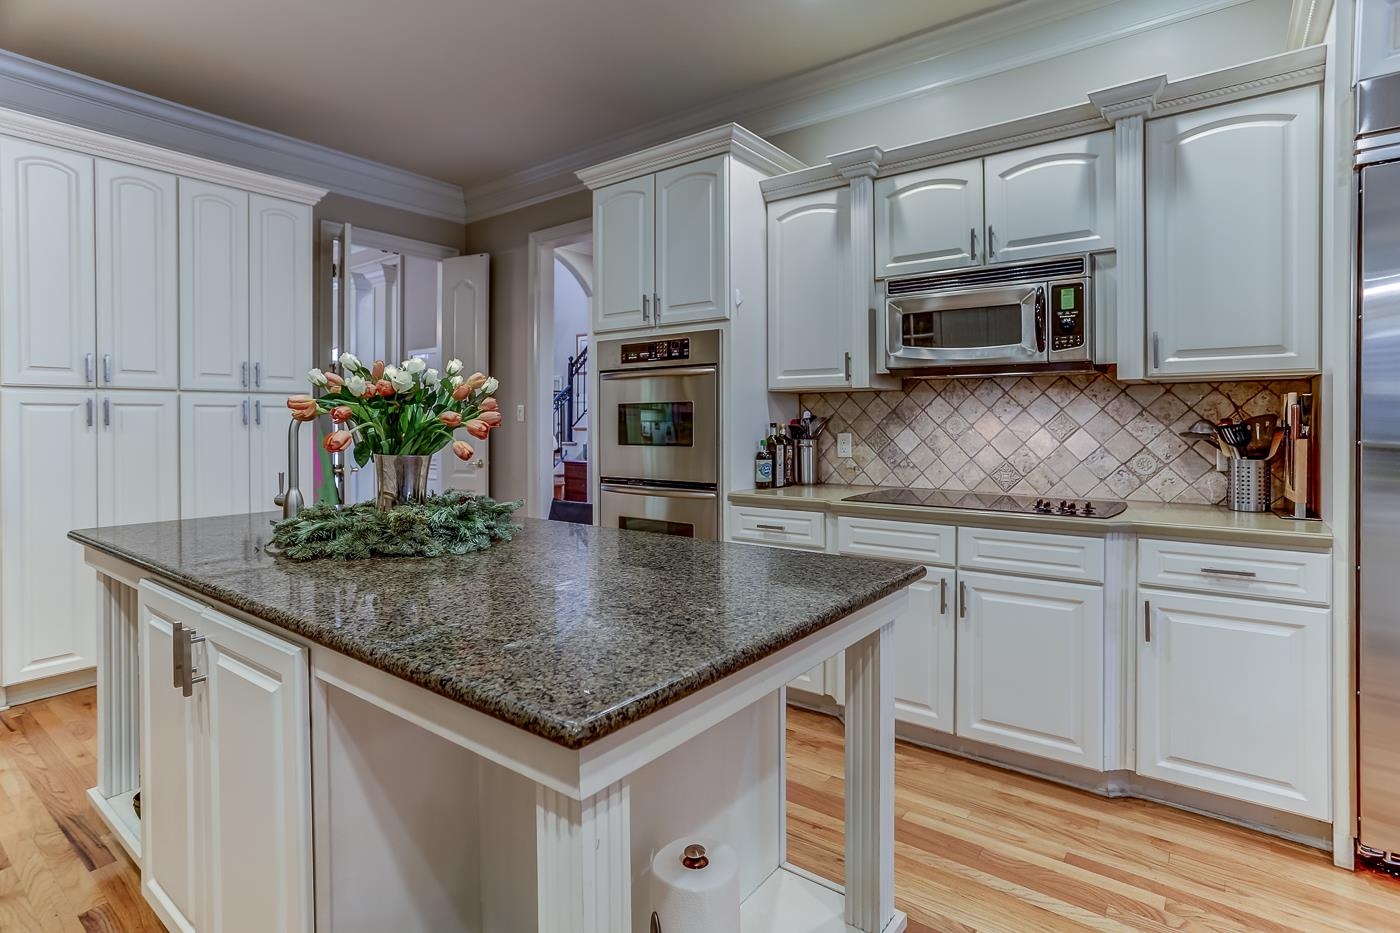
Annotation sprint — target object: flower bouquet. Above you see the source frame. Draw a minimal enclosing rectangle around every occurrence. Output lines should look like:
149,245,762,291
287,352,503,511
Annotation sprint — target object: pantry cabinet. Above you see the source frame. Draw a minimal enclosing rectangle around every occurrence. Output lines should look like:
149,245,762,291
98,392,181,528
180,180,251,391
983,131,1115,264
1145,86,1320,377
139,581,313,933
180,394,253,520
874,160,982,278
249,195,313,394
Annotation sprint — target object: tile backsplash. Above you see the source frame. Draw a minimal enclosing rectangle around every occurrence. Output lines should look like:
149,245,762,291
798,373,1313,505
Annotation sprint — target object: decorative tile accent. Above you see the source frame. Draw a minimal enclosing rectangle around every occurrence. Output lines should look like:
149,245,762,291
797,374,1312,505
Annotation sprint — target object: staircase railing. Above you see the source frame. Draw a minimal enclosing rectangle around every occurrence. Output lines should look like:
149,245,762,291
552,346,588,461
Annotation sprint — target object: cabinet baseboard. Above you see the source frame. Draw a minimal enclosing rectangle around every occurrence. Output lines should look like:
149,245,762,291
0,667,96,710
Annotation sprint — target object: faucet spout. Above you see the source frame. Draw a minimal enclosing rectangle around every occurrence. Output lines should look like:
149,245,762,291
274,417,306,519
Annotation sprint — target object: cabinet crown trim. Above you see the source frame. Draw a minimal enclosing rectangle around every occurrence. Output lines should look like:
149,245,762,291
576,123,805,190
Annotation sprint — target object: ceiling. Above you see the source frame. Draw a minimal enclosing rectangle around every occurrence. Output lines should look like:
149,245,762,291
0,0,1012,194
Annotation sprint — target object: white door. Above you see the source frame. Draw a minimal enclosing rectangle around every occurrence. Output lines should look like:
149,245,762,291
894,567,956,735
1146,87,1320,377
955,570,1104,769
249,195,313,394
138,583,205,933
766,187,856,391
98,392,180,527
592,175,654,332
252,398,315,515
874,160,983,278
0,138,96,387
1137,588,1330,818
0,390,97,685
180,179,250,390
983,131,1115,264
199,606,312,933
655,155,728,325
96,160,179,389
439,254,490,497
180,394,252,519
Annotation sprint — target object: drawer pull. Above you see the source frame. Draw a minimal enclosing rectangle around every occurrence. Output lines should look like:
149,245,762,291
1199,567,1257,578
939,577,948,615
1144,599,1151,643
959,580,968,619
754,523,786,532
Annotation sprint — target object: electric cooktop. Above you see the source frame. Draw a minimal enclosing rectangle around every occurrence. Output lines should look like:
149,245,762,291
841,488,1128,518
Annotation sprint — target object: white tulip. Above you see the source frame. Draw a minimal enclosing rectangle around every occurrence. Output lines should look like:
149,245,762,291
345,374,368,397
482,376,499,395
449,374,464,387
404,358,426,375
445,358,463,376
338,351,363,373
423,368,441,387
307,368,328,387
390,369,414,392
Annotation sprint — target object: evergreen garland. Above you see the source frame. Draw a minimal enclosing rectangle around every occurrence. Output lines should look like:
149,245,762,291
269,493,523,561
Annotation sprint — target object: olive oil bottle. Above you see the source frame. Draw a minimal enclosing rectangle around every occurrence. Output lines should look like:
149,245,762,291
755,440,773,489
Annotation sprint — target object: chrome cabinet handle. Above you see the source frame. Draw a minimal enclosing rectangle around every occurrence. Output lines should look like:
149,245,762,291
254,362,262,388
939,577,948,615
242,399,249,426
653,292,661,324
103,397,110,428
1200,567,1257,578
969,227,978,261
642,293,650,323
1151,332,1161,370
959,580,968,619
844,351,852,383
1144,599,1152,643
174,623,207,698
84,353,95,384
754,523,786,532
102,353,112,383
242,361,249,388
172,622,185,689
987,225,996,259
254,399,262,425
85,398,93,427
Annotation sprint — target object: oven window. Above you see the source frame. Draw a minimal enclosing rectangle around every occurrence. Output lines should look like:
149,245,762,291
617,402,694,446
618,516,695,536
901,304,1023,349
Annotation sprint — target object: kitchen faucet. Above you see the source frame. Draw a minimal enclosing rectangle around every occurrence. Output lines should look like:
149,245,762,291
274,417,306,519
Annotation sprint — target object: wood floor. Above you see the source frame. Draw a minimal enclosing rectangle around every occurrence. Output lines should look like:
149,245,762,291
1,689,1397,931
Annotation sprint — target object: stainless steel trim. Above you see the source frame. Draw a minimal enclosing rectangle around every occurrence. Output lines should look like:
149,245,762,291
596,329,721,370
84,352,94,383
598,365,718,382
642,293,650,323
1144,600,1152,642
103,397,110,428
1152,332,1161,369
598,483,720,540
172,622,185,688
753,523,786,531
102,353,112,383
987,225,996,259
177,625,207,698
85,398,93,427
1199,567,1257,578
886,283,1043,367
939,577,948,615
959,580,968,619
241,361,249,388
599,483,718,499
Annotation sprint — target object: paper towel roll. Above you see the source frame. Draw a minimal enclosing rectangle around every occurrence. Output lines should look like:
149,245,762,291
649,838,740,933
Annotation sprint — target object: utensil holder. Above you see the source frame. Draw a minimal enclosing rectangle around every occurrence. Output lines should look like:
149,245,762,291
1227,458,1272,512
796,439,818,485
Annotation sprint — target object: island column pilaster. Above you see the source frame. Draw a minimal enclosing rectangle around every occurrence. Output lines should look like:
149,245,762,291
536,779,632,932
844,620,897,932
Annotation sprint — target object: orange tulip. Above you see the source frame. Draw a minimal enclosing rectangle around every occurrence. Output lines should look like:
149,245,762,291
322,430,353,453
479,410,503,427
438,411,462,428
286,395,316,411
452,383,471,401
291,405,319,423
371,360,386,381
451,440,475,461
465,419,490,440
375,379,395,396
330,406,353,423
324,372,344,388
480,398,499,412
466,372,487,391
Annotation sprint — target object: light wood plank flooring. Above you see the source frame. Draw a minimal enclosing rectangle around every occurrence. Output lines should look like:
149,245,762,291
2,689,1397,931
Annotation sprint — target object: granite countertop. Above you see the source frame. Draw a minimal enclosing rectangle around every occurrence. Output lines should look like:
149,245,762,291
70,515,924,749
728,485,1333,549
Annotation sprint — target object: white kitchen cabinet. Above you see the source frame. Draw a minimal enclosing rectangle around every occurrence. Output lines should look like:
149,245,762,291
180,394,252,519
1145,87,1320,377
592,175,655,333
893,567,956,734
96,160,179,389
249,195,313,394
767,187,858,390
1,390,99,685
955,569,1104,769
1137,588,1329,818
138,581,312,932
0,138,96,387
655,155,728,326
874,160,983,278
983,131,1115,264
1358,0,1400,81
98,392,180,528
180,179,250,391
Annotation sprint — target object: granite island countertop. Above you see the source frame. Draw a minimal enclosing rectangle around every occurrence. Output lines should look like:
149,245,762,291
70,514,924,749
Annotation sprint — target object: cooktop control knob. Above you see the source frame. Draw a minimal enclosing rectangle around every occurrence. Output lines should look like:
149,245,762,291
1082,502,1096,516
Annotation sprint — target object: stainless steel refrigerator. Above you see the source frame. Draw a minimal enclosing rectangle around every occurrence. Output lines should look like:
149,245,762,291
1358,71,1400,867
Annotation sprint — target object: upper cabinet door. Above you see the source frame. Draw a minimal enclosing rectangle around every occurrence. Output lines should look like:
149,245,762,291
98,391,180,527
96,160,179,389
1,389,98,685
0,138,96,387
593,175,655,333
180,179,250,390
1358,0,1400,81
767,188,855,390
179,393,252,519
874,160,982,278
983,131,1115,265
1146,87,1320,378
655,155,728,326
249,196,312,394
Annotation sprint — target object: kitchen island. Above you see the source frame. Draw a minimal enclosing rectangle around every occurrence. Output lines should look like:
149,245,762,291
71,514,923,933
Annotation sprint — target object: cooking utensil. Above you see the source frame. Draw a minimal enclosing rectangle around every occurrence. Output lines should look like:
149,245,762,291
1266,429,1284,461
1245,414,1278,459
1216,421,1251,457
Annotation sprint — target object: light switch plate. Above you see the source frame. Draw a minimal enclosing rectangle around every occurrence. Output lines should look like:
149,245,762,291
516,404,526,422
837,432,853,458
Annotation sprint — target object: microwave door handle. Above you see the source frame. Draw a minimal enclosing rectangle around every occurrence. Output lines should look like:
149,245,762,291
1035,286,1047,354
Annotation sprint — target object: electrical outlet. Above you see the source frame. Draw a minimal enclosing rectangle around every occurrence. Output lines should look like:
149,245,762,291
516,404,526,422
837,432,853,458
1216,448,1229,472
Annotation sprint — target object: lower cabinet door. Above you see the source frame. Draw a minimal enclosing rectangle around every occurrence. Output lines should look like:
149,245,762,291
893,567,956,734
139,583,205,933
200,605,312,933
180,393,252,519
1137,588,1330,818
955,570,1104,768
99,391,180,527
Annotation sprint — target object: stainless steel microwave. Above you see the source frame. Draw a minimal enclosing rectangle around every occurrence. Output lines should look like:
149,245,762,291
884,256,1093,376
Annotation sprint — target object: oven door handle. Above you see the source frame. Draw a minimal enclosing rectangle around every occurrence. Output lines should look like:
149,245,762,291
1034,285,1047,354
599,366,718,381
600,483,719,499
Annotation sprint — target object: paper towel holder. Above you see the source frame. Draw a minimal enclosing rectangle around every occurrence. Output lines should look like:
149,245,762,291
682,843,710,869
650,911,662,933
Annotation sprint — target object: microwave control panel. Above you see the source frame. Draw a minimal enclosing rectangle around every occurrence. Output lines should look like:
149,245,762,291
620,338,691,365
1049,282,1086,352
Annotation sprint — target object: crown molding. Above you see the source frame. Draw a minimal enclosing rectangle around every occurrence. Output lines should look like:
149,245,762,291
1150,43,1327,115
759,163,846,201
0,49,465,221
1089,76,1169,121
1286,0,1333,49
575,124,804,190
462,0,1259,223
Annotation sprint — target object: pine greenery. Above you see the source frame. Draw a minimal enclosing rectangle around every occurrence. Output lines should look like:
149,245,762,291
270,493,523,561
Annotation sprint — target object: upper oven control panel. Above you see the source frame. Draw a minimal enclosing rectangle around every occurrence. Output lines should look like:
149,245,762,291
621,338,691,365
1049,282,1086,353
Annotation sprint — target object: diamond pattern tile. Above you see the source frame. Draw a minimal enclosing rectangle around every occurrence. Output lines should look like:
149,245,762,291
796,373,1311,505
